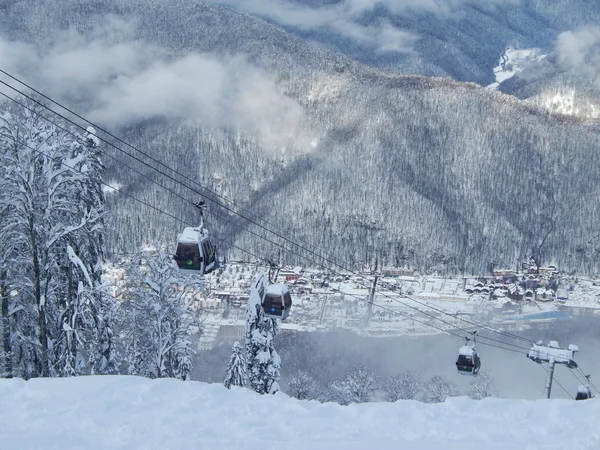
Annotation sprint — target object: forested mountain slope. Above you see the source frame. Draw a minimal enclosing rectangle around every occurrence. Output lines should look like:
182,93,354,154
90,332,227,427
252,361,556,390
206,0,600,84
211,0,600,121
1,0,600,274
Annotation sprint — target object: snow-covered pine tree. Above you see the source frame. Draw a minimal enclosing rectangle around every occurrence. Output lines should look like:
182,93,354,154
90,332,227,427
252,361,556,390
387,371,418,401
119,246,201,380
469,370,498,400
422,375,460,403
224,341,248,389
384,370,422,401
53,126,118,376
70,127,117,375
0,100,114,378
245,273,281,394
328,365,377,405
288,371,319,400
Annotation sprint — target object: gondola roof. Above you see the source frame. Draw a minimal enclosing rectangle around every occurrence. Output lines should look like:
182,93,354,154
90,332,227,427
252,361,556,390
178,227,205,243
459,345,477,356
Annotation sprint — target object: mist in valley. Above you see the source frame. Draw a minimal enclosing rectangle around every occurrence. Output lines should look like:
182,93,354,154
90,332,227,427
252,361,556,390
195,317,600,400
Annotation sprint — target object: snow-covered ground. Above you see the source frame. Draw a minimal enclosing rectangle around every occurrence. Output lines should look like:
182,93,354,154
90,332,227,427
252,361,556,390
488,47,545,89
529,89,600,119
0,376,598,450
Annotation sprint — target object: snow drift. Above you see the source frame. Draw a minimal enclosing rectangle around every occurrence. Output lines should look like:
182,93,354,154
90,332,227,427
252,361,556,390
0,376,598,449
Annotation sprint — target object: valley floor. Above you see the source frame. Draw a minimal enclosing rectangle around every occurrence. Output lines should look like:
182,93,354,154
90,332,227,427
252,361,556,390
0,376,598,449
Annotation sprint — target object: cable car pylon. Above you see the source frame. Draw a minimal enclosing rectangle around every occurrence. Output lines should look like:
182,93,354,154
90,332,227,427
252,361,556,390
527,340,579,399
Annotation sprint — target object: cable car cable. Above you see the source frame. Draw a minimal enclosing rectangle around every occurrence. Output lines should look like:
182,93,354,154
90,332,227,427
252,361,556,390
9,130,533,358
0,76,542,353
538,364,574,399
0,71,536,348
11,130,525,353
568,367,587,386
7,78,592,388
0,67,287,235
553,376,574,400
7,137,266,265
0,70,537,347
0,86,533,354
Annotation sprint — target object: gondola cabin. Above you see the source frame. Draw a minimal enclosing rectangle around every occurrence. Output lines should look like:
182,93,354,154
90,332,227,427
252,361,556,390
576,385,593,400
456,345,481,375
173,227,216,274
262,283,292,320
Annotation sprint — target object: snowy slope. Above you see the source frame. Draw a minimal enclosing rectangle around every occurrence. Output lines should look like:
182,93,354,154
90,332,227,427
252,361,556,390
528,88,600,119
487,47,546,89
0,376,598,450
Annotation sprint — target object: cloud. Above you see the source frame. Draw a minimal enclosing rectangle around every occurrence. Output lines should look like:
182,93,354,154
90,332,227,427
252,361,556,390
89,53,305,149
555,25,600,82
0,17,306,151
205,0,520,53
329,20,418,54
206,0,420,53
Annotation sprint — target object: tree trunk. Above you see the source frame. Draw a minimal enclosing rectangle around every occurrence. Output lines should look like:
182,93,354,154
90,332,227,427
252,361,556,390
30,220,49,378
0,273,12,378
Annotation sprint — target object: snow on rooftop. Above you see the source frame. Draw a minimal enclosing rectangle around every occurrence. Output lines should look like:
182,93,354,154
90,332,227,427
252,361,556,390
0,376,597,450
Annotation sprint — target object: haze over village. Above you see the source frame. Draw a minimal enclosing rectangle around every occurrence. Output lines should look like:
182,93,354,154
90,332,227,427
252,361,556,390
103,250,600,352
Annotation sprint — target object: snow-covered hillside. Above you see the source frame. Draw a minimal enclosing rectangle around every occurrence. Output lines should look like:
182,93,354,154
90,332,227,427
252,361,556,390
529,88,600,119
0,376,598,450
487,47,546,89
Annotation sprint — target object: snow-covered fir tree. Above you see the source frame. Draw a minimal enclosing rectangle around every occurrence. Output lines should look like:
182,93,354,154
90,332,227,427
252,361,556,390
246,308,281,395
328,365,377,405
0,100,115,378
245,273,280,395
469,370,498,400
70,127,117,375
422,375,460,403
119,246,201,380
384,370,422,402
288,371,319,400
224,341,247,389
